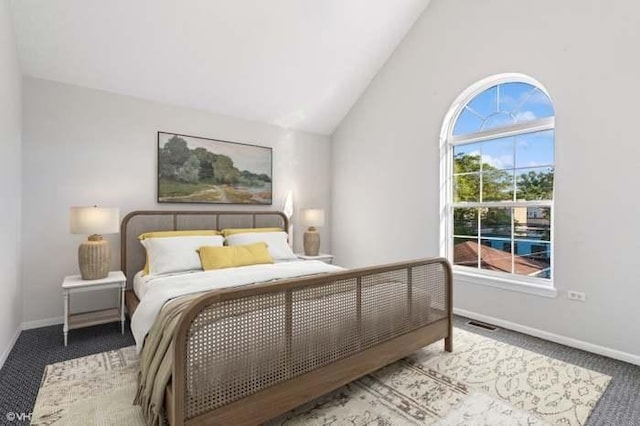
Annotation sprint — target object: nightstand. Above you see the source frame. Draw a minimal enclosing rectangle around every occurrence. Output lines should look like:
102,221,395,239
62,271,126,346
296,253,334,264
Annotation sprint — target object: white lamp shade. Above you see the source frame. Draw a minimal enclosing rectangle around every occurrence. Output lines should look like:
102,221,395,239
302,208,325,227
70,207,120,235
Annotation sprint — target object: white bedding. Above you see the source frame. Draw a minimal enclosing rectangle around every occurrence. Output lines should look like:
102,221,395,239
133,270,205,299
133,271,149,299
131,260,343,352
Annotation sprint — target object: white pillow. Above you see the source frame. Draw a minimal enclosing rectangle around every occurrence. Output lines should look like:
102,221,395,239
141,235,224,276
225,231,297,261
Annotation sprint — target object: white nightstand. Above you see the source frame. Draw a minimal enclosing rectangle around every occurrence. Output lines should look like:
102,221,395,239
62,271,126,346
296,253,334,264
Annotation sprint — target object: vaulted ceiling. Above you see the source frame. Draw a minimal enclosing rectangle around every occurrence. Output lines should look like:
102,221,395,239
10,0,430,135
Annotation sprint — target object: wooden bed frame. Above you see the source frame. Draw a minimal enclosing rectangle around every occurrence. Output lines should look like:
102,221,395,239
121,210,453,425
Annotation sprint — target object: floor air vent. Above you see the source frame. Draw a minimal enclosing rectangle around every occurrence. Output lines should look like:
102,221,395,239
467,320,497,331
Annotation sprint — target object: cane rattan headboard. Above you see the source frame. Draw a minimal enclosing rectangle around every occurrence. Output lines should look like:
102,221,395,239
120,210,289,289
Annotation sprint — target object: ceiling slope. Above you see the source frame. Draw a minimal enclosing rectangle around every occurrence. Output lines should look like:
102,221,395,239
11,0,430,135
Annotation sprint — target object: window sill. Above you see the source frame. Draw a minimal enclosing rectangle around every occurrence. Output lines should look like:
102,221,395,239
453,269,558,298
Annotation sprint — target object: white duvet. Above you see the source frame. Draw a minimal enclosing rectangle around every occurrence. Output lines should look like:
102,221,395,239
131,260,343,352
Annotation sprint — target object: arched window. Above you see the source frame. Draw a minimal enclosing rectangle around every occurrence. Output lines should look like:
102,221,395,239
440,74,555,289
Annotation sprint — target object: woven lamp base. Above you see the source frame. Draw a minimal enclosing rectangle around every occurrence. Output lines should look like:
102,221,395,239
303,227,321,256
78,235,110,280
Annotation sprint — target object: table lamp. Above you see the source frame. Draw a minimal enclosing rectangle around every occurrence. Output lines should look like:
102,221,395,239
302,208,325,256
70,206,120,280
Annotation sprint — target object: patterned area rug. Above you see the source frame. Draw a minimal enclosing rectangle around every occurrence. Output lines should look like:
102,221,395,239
31,328,610,425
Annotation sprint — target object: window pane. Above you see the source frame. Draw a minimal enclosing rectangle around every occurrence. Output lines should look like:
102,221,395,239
453,237,479,269
499,82,535,112
467,85,497,119
513,241,551,279
516,167,554,201
512,207,527,228
454,143,482,172
516,88,554,121
481,136,514,170
454,208,478,236
500,83,554,122
482,169,513,201
453,83,553,137
453,109,483,136
515,130,554,168
482,112,516,131
479,207,513,274
480,208,511,238
454,173,480,202
514,207,551,242
480,238,512,274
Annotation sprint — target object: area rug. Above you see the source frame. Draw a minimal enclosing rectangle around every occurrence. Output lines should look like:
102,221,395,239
31,328,610,425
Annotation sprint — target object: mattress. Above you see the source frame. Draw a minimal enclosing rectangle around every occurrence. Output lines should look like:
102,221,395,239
131,260,344,351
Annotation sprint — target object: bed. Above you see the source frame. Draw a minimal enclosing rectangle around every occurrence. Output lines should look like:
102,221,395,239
121,210,453,425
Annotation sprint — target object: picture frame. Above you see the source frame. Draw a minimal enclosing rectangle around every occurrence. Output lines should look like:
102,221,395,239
157,132,273,205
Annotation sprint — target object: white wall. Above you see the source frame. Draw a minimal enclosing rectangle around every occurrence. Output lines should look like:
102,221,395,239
22,78,332,324
332,0,640,359
0,0,22,365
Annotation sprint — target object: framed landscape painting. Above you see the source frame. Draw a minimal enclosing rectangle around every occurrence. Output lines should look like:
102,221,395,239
157,132,273,204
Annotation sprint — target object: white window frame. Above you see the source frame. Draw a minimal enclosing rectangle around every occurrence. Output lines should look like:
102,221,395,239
439,73,557,298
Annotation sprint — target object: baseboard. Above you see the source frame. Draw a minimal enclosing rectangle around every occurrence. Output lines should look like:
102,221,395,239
454,308,640,366
22,316,64,330
0,326,22,369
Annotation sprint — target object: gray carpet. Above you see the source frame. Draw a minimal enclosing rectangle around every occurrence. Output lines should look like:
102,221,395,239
0,321,134,425
0,317,638,425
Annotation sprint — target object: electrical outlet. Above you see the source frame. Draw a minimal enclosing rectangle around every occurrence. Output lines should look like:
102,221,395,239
567,291,587,302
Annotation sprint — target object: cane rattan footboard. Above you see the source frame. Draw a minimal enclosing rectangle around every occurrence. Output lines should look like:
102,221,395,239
120,211,452,425
169,258,452,425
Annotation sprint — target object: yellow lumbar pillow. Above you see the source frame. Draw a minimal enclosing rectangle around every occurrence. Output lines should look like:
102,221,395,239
138,230,222,275
221,227,282,237
198,242,274,271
